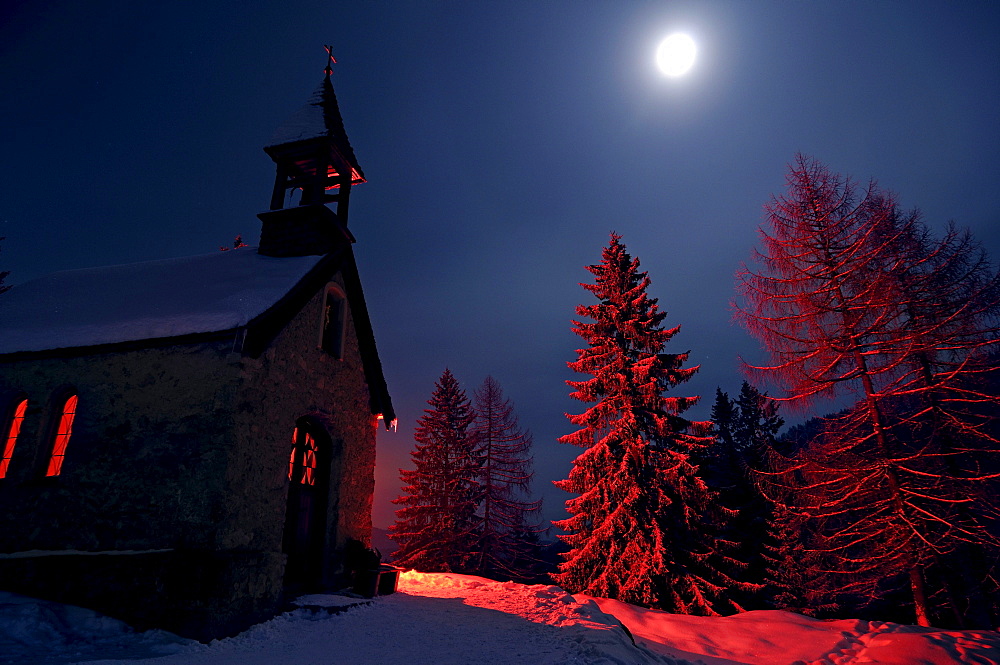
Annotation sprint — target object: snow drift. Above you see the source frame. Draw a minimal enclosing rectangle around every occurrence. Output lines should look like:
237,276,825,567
2,572,998,664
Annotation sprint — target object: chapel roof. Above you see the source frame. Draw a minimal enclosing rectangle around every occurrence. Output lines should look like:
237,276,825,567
0,248,323,355
0,246,396,423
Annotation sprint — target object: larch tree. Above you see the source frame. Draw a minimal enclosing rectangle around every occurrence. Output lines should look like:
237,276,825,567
555,233,746,614
875,212,1000,626
736,154,1000,627
470,375,542,581
390,369,479,572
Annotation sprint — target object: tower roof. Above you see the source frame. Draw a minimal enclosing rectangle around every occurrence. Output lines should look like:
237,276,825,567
266,76,365,182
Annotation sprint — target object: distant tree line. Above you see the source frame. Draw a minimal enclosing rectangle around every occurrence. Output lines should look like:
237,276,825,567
389,371,547,582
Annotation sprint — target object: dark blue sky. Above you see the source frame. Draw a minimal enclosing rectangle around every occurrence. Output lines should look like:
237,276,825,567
2,1,998,529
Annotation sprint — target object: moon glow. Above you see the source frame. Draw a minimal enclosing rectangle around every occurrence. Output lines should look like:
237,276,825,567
656,33,696,77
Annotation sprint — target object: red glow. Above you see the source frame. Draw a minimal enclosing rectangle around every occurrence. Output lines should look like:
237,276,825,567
288,426,318,486
376,413,398,432
290,159,366,188
301,432,317,485
45,394,77,477
288,427,299,480
0,398,27,479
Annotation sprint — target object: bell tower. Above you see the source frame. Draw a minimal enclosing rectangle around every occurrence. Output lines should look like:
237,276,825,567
257,47,365,257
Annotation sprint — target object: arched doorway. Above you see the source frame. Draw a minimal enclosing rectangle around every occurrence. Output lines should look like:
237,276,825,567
282,418,332,592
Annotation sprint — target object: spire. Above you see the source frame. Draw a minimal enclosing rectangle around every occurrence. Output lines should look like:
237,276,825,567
257,49,366,258
264,47,364,185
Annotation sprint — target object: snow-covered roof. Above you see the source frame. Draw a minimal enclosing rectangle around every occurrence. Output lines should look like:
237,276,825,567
267,77,356,147
266,76,365,180
0,248,324,355
267,79,334,146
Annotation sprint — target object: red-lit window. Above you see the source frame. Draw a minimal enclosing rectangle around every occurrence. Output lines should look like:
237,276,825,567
288,427,298,480
45,394,78,477
288,426,319,486
301,433,317,485
0,398,28,479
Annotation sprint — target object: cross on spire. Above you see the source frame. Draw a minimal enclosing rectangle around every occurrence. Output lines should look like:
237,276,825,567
323,45,337,77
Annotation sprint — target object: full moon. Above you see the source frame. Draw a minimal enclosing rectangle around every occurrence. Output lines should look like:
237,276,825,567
656,33,696,77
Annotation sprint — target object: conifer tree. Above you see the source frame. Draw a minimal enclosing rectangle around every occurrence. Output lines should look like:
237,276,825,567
708,389,736,460
736,155,1000,626
699,383,781,609
470,375,542,580
390,369,478,572
555,233,745,614
732,382,783,457
762,504,840,616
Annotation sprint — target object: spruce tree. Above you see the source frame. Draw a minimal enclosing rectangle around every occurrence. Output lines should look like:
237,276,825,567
701,389,739,497
390,369,478,572
699,383,781,609
762,504,840,617
470,376,542,581
555,233,745,614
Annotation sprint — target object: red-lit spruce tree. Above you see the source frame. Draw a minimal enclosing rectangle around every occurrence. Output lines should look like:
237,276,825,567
556,233,746,614
390,369,479,572
736,154,1000,626
470,376,542,581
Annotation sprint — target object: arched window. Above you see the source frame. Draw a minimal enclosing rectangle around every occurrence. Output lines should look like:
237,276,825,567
288,425,320,486
45,393,78,477
0,397,28,479
320,284,347,359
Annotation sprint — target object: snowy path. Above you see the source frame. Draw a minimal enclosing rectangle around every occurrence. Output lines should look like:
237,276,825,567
94,589,664,665
3,572,999,665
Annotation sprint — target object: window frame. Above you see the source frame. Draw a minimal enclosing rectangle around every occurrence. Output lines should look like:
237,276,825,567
44,391,78,477
319,283,348,360
0,395,28,479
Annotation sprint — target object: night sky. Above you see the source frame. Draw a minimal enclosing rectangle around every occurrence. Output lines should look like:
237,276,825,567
2,1,998,530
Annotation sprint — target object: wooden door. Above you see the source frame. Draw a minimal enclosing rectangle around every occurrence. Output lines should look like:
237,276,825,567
282,422,330,592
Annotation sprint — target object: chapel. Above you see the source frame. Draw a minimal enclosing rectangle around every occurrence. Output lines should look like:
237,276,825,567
0,58,394,640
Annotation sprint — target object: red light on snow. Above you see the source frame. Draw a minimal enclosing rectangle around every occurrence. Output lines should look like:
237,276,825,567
45,394,78,476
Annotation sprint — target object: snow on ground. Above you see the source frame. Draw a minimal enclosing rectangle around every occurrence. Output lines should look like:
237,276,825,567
2,573,998,665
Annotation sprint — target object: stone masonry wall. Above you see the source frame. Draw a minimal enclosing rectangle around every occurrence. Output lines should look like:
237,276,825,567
0,270,381,637
0,340,240,553
224,270,377,587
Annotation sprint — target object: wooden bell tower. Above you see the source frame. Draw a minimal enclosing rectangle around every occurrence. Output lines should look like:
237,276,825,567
257,48,366,257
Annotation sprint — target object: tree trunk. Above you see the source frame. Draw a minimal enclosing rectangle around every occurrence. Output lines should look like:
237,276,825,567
910,565,931,626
